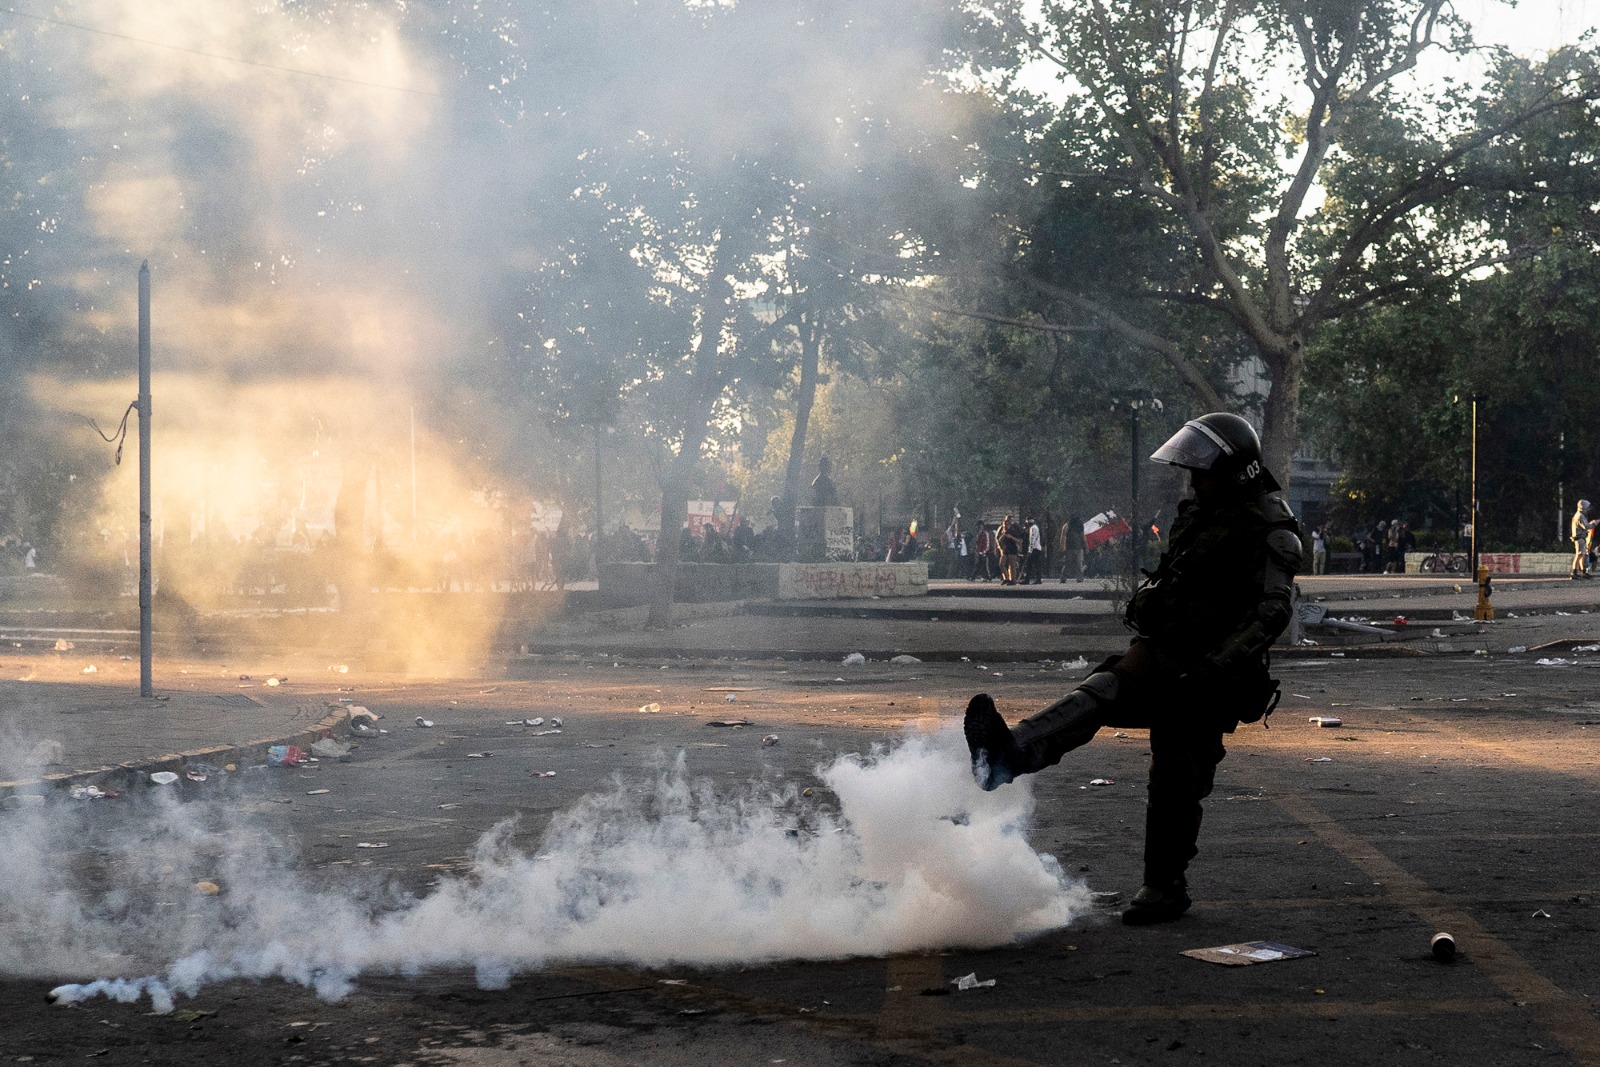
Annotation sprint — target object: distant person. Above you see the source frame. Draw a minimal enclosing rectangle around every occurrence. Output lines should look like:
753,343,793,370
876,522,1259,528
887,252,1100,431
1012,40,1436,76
1058,514,1085,583
1024,517,1044,584
997,515,1023,586
1571,500,1595,579
1311,527,1326,575
972,524,994,581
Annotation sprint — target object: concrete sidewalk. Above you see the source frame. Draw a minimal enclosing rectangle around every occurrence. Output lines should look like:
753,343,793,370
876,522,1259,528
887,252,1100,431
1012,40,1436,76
0,658,349,800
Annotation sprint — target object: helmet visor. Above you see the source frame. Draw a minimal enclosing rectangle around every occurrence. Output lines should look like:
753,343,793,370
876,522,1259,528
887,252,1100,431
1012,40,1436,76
1150,421,1232,470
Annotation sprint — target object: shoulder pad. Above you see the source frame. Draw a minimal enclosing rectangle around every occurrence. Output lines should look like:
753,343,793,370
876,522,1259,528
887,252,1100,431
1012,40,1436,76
1266,527,1304,571
1253,492,1297,527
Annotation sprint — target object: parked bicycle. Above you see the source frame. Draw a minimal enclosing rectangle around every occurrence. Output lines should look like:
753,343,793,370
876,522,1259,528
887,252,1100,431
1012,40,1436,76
1419,551,1468,573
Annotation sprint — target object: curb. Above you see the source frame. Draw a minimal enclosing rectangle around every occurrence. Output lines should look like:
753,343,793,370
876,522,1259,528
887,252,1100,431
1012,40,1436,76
0,706,352,802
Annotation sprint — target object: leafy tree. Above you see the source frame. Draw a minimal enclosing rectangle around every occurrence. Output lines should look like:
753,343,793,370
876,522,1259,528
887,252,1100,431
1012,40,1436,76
988,0,1600,481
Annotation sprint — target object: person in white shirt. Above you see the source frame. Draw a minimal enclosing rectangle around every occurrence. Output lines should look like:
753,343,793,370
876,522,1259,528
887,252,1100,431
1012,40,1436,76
1024,518,1044,585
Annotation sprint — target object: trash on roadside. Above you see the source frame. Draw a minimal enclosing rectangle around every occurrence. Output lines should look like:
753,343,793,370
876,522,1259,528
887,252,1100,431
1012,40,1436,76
1533,908,1552,919
1536,658,1574,666
1182,941,1315,966
267,745,305,767
710,719,751,727
1304,756,1334,763
526,717,546,727
466,752,492,758
550,717,563,727
725,693,737,702
1431,932,1457,961
53,638,74,651
1393,616,1407,626
310,738,351,761
80,664,97,674
842,653,866,666
531,771,558,778
890,654,922,665
415,717,434,728
1088,778,1114,786
356,842,388,849
193,881,221,895
1091,890,1123,906
639,703,661,714
1430,628,1446,638
348,706,379,723
149,771,180,786
1113,731,1130,738
1508,646,1527,654
184,769,208,783
951,973,996,990
762,734,780,746
306,788,330,795
1309,717,1343,728
1576,644,1600,653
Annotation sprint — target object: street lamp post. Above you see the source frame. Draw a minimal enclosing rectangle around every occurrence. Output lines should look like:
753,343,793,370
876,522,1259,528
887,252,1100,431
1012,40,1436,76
1111,392,1162,587
1455,392,1490,619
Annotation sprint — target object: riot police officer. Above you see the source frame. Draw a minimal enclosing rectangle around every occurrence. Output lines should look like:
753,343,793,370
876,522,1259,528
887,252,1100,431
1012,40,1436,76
964,412,1302,925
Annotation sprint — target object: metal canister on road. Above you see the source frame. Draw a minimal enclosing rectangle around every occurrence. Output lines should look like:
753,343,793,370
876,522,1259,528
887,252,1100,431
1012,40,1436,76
1431,931,1457,961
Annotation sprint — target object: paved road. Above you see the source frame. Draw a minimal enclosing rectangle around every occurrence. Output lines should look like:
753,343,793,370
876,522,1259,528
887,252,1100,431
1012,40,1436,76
3,652,1598,1065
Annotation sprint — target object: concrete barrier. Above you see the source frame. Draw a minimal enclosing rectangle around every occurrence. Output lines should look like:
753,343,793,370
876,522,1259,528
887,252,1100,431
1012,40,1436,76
776,562,927,599
596,563,781,608
1404,551,1572,575
597,561,928,606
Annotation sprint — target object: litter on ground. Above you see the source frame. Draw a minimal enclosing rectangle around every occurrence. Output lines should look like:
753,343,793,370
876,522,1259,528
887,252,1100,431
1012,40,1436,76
1182,941,1316,966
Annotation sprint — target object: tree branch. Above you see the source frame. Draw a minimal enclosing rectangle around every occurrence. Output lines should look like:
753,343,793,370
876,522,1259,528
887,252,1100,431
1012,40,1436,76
1306,78,1590,323
891,292,1107,335
1017,274,1226,409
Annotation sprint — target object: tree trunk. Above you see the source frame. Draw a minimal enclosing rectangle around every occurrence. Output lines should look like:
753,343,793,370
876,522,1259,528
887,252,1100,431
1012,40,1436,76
648,471,690,629
645,242,739,628
1259,340,1304,493
781,313,823,510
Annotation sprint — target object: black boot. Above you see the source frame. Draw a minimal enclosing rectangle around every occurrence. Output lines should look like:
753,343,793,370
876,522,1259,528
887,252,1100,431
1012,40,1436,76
1121,882,1191,925
963,694,1019,790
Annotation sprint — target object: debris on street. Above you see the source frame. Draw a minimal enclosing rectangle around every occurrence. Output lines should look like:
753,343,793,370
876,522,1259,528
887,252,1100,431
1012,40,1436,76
1181,941,1316,966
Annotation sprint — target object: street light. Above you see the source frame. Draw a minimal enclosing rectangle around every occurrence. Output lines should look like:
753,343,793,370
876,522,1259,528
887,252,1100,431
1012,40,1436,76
1454,392,1491,620
1111,391,1163,587
1453,392,1487,575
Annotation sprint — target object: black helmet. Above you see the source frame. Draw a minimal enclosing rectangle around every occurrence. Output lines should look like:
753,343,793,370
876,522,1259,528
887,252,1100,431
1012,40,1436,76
1150,412,1278,491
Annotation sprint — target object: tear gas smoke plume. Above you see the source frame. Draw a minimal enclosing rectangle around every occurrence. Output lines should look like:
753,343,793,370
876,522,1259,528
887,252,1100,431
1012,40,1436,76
37,373,550,672
5,729,1089,1011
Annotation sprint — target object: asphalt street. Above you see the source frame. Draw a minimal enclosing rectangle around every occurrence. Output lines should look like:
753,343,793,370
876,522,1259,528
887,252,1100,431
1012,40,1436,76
2,646,1598,1066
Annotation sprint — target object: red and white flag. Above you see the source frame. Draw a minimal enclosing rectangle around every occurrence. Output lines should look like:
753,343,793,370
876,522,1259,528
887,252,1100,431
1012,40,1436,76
1083,510,1133,550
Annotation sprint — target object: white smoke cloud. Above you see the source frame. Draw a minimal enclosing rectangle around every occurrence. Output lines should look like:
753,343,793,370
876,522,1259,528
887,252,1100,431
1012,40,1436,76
10,727,1089,1012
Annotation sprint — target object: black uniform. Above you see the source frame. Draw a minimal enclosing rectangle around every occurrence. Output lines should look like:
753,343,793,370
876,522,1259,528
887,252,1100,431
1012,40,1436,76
965,413,1302,924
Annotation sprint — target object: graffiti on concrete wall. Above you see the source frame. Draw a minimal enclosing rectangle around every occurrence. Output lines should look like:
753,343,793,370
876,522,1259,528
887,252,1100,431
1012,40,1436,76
778,563,926,600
